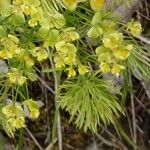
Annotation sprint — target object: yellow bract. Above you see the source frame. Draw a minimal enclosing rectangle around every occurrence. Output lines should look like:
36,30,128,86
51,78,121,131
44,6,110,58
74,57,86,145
23,99,40,119
2,104,25,129
28,18,37,27
29,109,40,119
0,49,13,59
111,64,125,76
64,54,76,65
102,32,123,50
60,28,79,42
100,62,110,73
11,117,25,129
54,41,77,70
54,55,65,68
113,49,130,60
24,55,35,67
90,0,104,12
7,68,26,85
49,13,66,29
67,67,76,77
78,64,89,75
87,25,103,38
2,105,17,118
127,20,142,37
36,49,48,62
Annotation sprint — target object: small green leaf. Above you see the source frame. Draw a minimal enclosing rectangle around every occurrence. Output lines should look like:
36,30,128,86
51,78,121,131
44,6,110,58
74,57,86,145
11,13,25,27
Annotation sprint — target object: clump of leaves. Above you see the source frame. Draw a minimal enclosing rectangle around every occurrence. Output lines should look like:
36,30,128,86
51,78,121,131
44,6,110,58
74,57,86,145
58,74,122,132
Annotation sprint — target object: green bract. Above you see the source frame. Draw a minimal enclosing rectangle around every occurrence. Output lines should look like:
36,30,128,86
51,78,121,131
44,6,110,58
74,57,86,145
11,13,25,26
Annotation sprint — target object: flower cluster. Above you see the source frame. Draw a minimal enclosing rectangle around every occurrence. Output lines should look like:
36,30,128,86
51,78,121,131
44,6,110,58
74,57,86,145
54,28,89,77
2,104,25,129
0,0,90,83
87,12,141,76
2,99,39,131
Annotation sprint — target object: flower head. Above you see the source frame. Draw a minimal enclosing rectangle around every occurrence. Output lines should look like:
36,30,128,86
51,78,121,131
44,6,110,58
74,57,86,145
127,20,142,37
100,62,110,73
78,64,89,75
111,64,125,76
67,67,76,77
102,32,123,49
7,68,26,85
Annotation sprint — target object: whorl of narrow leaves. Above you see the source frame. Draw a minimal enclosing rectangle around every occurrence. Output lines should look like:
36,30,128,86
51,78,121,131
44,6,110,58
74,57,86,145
58,75,122,132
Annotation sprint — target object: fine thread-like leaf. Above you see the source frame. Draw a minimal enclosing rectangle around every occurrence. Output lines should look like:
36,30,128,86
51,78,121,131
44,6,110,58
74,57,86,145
58,75,122,132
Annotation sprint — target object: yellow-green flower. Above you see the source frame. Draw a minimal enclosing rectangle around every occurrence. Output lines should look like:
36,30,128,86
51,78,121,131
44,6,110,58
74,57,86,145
55,41,77,53
0,49,13,59
11,117,25,129
126,44,133,51
2,105,17,118
49,13,66,29
2,104,25,118
36,48,48,62
7,68,26,85
30,7,44,22
23,99,40,119
21,4,37,15
29,108,39,119
102,32,123,49
28,18,38,27
95,46,106,55
78,64,89,75
1,35,20,59
8,34,19,44
43,29,59,47
113,49,130,60
100,62,110,73
98,52,112,63
111,64,125,76
54,54,65,68
101,20,116,31
67,67,76,77
127,20,142,37
64,56,76,65
87,25,103,38
24,55,35,67
60,28,79,42
12,12,26,26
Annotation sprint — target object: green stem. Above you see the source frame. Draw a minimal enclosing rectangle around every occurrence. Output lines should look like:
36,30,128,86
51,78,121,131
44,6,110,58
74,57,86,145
48,48,62,150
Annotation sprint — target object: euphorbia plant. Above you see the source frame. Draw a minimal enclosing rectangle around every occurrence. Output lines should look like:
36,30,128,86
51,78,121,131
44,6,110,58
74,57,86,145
0,0,149,139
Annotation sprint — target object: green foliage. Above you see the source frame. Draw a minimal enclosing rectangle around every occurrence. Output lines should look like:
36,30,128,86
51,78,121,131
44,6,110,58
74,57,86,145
128,50,150,80
0,0,149,141
58,74,122,132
